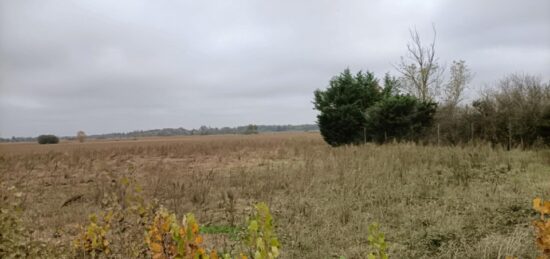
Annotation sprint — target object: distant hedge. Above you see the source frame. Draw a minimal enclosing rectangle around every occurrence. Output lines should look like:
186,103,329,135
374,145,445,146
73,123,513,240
37,135,59,144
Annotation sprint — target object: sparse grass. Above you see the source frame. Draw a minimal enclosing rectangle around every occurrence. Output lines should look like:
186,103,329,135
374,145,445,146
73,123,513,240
201,225,241,240
0,132,549,258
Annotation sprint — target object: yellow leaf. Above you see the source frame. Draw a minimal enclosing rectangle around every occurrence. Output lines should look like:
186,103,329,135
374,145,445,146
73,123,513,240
544,201,550,213
198,247,206,255
161,219,171,232
271,246,280,257
534,197,550,215
534,198,543,211
150,242,163,253
195,235,203,244
192,223,199,234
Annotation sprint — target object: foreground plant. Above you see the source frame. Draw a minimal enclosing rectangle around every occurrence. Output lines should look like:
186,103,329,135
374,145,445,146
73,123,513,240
367,223,388,259
245,202,280,259
0,185,66,258
145,203,281,259
73,211,114,257
533,197,550,258
146,206,214,259
73,174,155,258
72,174,281,258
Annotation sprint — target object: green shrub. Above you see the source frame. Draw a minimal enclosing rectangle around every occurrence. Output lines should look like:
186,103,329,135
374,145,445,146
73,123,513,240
367,223,388,259
538,106,550,145
313,69,381,146
245,202,280,258
37,134,59,144
365,95,437,143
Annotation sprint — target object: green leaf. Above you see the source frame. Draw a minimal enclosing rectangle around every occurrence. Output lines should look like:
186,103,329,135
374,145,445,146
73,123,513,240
249,220,259,232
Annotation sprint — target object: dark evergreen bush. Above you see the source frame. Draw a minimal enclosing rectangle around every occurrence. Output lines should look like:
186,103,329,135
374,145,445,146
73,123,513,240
313,69,381,146
539,106,550,145
365,95,437,143
37,135,59,144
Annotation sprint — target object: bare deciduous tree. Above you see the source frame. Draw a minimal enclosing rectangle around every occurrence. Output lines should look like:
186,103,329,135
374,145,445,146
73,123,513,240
395,26,444,102
471,74,550,146
76,131,86,143
444,60,472,109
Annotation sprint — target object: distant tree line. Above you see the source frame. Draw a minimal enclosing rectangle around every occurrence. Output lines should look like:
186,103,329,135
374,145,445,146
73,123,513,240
0,136,35,143
89,124,317,139
0,124,319,143
314,26,550,148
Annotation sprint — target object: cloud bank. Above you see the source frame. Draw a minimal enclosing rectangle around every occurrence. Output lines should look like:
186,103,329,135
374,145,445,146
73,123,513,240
1,0,549,137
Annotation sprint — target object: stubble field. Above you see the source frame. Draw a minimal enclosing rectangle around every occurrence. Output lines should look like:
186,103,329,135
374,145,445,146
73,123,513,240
1,132,549,258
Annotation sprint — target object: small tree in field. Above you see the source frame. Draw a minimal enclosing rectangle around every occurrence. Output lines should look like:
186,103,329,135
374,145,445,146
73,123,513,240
76,131,86,143
244,124,258,135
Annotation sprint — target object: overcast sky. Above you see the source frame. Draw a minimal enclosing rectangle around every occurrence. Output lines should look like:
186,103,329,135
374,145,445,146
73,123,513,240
1,0,549,137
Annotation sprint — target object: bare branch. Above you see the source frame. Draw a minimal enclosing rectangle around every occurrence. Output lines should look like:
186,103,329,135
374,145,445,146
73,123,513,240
395,26,443,102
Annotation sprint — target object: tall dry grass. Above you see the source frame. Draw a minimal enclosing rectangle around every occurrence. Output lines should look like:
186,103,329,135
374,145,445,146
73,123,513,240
0,132,548,258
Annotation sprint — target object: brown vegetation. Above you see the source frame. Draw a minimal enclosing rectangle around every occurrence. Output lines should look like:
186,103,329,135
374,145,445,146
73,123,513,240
0,132,549,258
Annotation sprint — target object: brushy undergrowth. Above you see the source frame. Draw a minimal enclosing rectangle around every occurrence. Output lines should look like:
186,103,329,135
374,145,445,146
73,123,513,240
69,173,281,258
0,185,69,258
0,133,549,258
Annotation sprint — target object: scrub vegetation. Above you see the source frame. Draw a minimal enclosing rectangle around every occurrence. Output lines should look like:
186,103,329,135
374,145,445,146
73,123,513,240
1,133,549,258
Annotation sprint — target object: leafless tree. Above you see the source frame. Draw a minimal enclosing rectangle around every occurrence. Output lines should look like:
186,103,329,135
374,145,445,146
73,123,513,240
473,74,550,146
76,131,86,143
395,26,445,102
444,60,472,109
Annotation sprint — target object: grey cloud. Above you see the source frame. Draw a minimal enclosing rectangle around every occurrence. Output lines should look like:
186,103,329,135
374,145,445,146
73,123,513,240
1,0,549,137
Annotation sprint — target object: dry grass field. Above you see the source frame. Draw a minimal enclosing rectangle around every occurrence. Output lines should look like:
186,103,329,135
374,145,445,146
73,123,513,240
1,132,549,258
